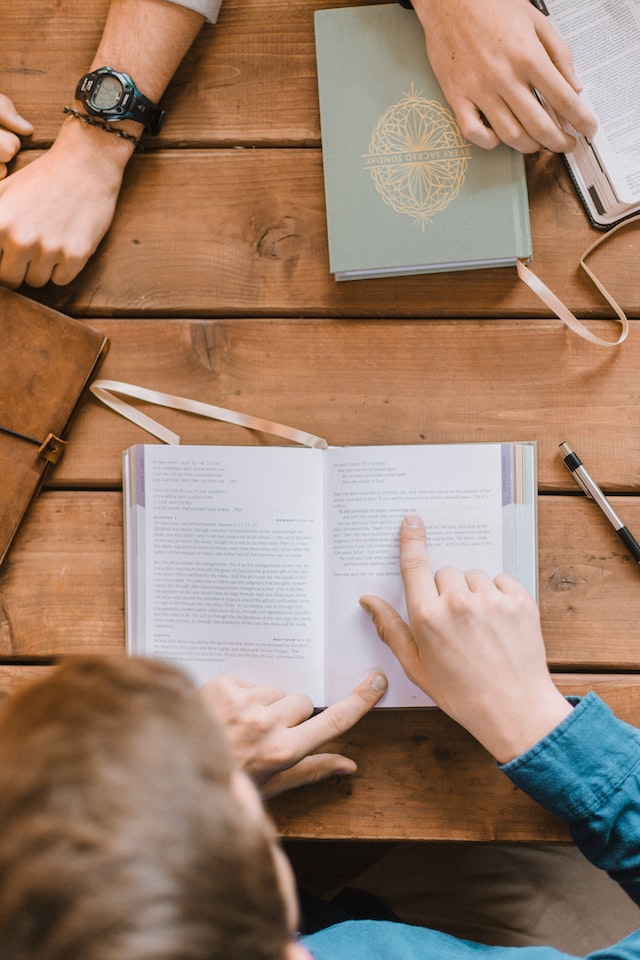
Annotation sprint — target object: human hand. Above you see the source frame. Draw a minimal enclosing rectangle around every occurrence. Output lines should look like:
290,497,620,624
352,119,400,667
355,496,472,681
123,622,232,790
199,671,388,798
412,0,597,153
0,94,33,179
360,515,571,763
0,115,133,288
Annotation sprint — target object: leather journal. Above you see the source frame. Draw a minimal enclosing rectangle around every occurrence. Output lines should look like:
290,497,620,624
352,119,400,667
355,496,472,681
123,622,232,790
0,287,109,566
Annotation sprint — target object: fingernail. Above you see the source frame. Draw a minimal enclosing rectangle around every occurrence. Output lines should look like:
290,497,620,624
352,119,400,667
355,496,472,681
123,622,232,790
403,514,422,528
370,672,388,692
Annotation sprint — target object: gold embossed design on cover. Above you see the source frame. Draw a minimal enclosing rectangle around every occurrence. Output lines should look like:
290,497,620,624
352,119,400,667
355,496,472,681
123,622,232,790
363,85,472,228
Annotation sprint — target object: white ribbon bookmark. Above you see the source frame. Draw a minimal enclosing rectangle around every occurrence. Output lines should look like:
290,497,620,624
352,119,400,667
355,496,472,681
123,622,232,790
89,379,329,449
517,214,640,347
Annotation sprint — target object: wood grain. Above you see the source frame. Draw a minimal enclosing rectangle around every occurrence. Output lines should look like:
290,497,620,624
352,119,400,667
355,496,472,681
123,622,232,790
3,0,638,318
2,0,640,842
0,491,639,669
0,662,635,839
43,317,640,492
13,150,639,320
0,0,461,148
269,675,640,840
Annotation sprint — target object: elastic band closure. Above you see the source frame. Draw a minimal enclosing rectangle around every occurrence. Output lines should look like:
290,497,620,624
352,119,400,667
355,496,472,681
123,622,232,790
0,425,66,463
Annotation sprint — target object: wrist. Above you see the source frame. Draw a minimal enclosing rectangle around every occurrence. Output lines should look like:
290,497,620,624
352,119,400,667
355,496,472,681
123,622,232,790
479,687,573,764
56,110,139,171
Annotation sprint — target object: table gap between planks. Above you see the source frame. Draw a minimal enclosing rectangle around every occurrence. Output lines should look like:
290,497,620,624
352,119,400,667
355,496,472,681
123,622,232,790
1,0,640,840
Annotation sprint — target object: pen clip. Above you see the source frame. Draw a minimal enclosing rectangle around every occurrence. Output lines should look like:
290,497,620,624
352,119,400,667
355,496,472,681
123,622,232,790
560,442,593,499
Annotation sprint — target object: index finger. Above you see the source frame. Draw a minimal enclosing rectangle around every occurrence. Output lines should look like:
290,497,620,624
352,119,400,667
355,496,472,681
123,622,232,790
284,671,388,761
532,19,598,138
399,514,439,606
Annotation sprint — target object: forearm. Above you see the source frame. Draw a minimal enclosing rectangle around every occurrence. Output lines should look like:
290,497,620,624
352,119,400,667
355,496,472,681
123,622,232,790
67,0,206,148
52,0,207,177
87,0,205,103
503,693,640,904
0,0,209,288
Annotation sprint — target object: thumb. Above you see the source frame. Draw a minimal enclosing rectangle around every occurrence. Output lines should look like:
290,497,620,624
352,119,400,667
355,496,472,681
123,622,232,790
0,95,33,136
260,754,357,799
360,594,419,669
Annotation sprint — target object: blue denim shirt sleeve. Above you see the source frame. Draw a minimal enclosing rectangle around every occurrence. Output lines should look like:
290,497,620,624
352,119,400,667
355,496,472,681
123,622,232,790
501,692,640,904
302,693,640,960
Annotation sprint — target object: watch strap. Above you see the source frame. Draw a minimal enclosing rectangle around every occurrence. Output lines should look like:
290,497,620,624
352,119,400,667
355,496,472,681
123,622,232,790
127,95,165,136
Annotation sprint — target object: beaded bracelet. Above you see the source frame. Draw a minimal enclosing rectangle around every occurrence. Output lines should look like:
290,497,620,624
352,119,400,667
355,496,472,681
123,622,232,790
62,106,141,145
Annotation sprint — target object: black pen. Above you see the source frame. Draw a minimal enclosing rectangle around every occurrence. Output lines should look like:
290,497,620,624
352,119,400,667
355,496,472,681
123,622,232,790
559,442,640,564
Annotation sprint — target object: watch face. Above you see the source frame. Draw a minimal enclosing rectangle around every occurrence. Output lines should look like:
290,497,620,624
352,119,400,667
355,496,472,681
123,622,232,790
91,74,124,110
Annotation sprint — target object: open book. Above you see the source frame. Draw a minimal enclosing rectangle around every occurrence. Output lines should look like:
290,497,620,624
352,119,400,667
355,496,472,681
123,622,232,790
536,0,640,228
123,442,537,707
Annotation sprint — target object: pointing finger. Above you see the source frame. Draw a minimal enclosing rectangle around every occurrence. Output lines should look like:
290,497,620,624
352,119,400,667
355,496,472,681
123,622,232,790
285,671,388,761
399,514,439,609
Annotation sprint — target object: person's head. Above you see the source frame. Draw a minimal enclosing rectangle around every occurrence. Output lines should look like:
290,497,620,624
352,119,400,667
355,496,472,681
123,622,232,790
0,656,307,960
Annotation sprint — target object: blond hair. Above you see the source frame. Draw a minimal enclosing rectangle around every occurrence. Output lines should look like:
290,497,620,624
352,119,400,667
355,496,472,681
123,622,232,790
0,656,289,960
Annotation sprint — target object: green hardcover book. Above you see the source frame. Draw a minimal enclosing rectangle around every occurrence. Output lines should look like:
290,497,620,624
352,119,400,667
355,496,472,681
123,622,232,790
314,3,532,280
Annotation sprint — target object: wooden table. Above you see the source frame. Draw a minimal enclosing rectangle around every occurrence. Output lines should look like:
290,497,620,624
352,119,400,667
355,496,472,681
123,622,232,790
3,0,640,842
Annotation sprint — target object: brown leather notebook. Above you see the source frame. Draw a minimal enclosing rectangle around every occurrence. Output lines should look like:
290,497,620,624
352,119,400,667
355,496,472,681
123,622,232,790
0,287,109,566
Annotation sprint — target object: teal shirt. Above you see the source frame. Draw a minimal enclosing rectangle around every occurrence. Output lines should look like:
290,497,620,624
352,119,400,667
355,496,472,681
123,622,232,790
302,695,640,959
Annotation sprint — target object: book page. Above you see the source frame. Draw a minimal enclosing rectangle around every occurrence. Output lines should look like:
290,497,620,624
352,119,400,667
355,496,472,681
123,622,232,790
546,0,640,203
129,446,326,699
323,444,508,706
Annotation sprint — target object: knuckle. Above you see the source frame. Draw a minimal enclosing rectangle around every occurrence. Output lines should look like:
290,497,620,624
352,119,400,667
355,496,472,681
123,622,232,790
324,705,350,738
443,589,475,619
239,706,272,737
400,552,427,574
267,742,293,770
369,609,406,647
0,136,19,164
296,692,314,717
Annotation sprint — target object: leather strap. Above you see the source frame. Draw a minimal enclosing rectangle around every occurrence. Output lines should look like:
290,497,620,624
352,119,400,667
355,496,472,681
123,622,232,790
89,379,328,449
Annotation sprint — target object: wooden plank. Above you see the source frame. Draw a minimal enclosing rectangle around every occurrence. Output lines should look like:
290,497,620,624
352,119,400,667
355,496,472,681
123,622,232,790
42,316,640,491
0,493,124,659
1,491,640,670
17,149,637,319
1,0,414,148
5,2,633,317
270,676,640,840
0,666,53,702
0,662,635,840
3,0,639,847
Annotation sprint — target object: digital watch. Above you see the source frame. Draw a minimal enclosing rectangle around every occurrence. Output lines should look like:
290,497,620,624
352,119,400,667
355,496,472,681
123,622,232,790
75,67,165,135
